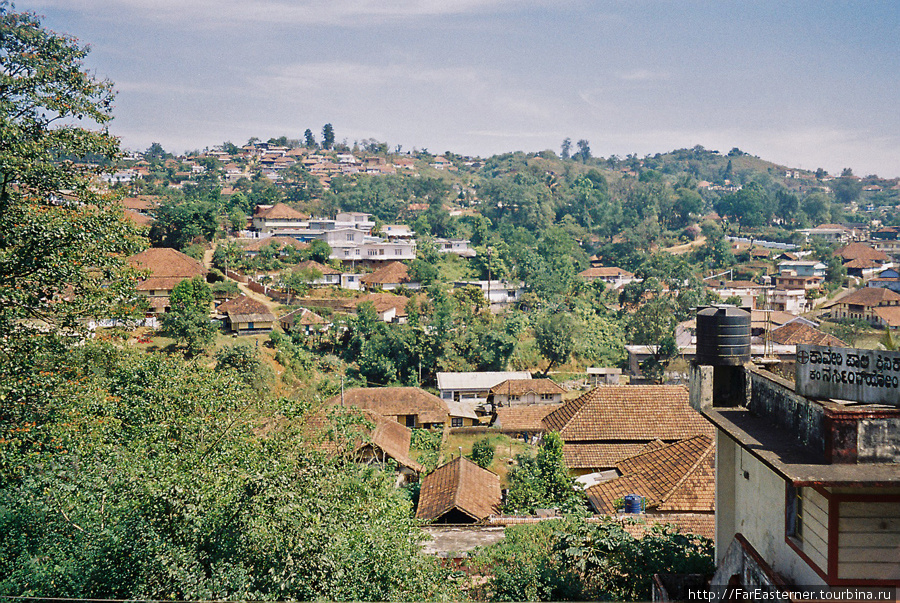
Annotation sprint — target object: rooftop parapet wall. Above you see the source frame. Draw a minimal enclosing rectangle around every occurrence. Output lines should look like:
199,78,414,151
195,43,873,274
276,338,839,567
691,363,900,464
748,368,826,458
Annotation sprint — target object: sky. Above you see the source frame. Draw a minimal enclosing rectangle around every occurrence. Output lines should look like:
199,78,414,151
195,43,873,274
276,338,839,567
22,0,900,178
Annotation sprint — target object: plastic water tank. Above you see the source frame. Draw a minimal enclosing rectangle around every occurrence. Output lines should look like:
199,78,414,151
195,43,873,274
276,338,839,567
695,305,751,366
623,494,643,514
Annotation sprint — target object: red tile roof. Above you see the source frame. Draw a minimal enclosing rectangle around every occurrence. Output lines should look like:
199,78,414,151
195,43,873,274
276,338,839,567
326,387,449,425
416,456,501,522
490,378,566,396
770,321,846,347
543,385,712,442
827,287,900,308
360,261,411,285
837,243,890,263
493,404,563,433
585,436,715,515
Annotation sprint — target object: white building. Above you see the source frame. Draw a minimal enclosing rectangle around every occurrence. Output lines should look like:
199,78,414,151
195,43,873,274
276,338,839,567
437,371,532,404
453,280,524,305
434,238,476,257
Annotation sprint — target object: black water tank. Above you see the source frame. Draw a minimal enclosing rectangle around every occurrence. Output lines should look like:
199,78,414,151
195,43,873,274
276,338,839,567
696,305,750,366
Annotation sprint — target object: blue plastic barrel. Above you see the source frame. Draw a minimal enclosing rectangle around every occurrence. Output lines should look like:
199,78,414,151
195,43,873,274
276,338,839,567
623,494,643,514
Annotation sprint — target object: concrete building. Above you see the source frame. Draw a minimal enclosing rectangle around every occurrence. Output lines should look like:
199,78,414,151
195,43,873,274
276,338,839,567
691,319,900,587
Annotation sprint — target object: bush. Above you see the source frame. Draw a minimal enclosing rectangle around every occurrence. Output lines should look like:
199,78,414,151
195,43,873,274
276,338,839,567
468,437,495,469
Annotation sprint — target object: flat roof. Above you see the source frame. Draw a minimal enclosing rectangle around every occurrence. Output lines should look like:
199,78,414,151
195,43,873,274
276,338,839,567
703,406,900,486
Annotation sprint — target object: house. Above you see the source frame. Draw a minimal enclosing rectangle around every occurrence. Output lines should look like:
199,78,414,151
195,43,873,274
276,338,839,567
542,385,714,477
836,243,892,279
490,378,565,406
491,404,562,439
769,321,846,348
127,247,208,316
578,267,638,289
434,238,476,258
326,387,451,429
586,367,622,386
583,435,715,539
771,287,807,314
690,323,900,588
288,260,341,287
451,280,524,305
868,267,900,293
823,287,900,326
251,203,308,233
777,261,826,277
382,224,415,239
415,456,501,524
708,280,767,309
359,261,417,291
343,292,415,323
437,371,532,404
303,407,423,486
239,236,308,257
797,224,854,244
216,295,276,334
278,307,326,335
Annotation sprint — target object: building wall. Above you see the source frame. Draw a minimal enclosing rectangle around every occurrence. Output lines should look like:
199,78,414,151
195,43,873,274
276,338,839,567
716,434,827,586
833,489,900,581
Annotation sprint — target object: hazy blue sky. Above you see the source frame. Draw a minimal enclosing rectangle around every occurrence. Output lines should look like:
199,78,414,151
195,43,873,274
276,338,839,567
23,0,900,177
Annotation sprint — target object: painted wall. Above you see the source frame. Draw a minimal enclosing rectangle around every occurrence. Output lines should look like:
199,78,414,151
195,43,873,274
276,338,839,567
716,434,827,586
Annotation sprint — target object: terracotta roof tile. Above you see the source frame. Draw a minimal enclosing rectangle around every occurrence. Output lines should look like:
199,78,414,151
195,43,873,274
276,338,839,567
128,247,207,280
302,407,422,473
563,443,648,470
360,261,411,285
579,267,634,278
770,322,846,347
416,456,501,522
490,378,566,396
256,202,308,220
326,387,449,425
543,386,712,442
827,287,900,308
493,404,562,433
837,243,889,263
585,436,715,514
240,236,309,252
292,259,341,275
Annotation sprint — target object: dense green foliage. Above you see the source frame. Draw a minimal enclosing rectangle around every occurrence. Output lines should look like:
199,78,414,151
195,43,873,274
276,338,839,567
471,516,715,601
504,433,585,514
0,344,456,600
161,276,216,355
468,437,496,469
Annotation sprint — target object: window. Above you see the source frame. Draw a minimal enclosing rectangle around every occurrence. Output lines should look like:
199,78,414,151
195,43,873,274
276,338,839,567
405,415,416,428
395,248,402,255
509,395,520,402
346,233,354,241
541,393,554,401
786,484,804,542
247,322,255,330
451,417,463,427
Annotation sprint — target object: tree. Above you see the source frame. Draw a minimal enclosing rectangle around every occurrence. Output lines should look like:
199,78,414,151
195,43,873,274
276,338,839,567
534,313,578,376
304,128,316,148
468,437,495,469
575,139,591,162
162,276,216,355
322,123,335,150
504,432,584,514
0,6,144,334
306,239,332,263
560,137,572,160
